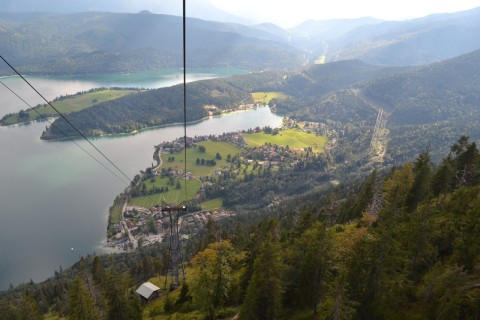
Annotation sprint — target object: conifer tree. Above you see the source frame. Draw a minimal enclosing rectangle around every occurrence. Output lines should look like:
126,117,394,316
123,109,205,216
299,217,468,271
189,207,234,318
67,276,99,320
431,154,455,204
451,135,478,186
0,300,20,320
188,241,234,320
18,291,42,320
105,267,142,320
286,222,332,319
406,151,432,211
241,235,284,320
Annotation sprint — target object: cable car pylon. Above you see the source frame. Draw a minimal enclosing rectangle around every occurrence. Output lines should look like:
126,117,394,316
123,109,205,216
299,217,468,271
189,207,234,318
159,205,187,290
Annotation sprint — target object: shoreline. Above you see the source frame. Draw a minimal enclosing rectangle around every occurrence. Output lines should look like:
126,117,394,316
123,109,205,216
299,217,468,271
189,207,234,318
40,104,271,141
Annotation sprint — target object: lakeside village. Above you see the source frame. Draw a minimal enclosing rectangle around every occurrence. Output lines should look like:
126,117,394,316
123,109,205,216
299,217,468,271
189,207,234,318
105,118,337,251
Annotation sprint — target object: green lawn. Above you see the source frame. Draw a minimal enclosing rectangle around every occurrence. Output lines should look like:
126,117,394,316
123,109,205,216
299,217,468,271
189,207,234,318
251,91,287,104
1,89,137,125
201,197,224,210
109,202,124,224
129,178,201,207
243,129,328,152
160,141,242,177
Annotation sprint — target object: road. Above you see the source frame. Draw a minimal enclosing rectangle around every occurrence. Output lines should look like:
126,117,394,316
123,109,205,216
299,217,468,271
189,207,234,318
122,220,138,249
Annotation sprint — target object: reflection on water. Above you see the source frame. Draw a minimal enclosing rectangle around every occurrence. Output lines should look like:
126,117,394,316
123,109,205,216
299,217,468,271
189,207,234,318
0,68,280,290
0,67,246,115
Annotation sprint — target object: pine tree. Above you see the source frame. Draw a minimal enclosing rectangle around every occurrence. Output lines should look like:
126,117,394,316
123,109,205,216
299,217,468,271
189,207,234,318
451,135,478,186
188,241,234,320
67,276,99,320
0,300,20,320
18,291,42,320
92,256,106,287
105,266,142,320
431,154,455,204
239,219,279,301
241,236,284,320
286,222,332,319
406,151,432,211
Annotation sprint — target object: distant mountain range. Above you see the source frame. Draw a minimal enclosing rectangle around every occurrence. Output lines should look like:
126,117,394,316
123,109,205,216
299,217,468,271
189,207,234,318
327,7,480,66
1,6,480,74
0,0,253,25
0,11,304,75
288,17,383,51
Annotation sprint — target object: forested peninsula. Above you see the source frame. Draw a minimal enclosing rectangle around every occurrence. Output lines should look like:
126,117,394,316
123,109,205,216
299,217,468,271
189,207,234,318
40,71,286,139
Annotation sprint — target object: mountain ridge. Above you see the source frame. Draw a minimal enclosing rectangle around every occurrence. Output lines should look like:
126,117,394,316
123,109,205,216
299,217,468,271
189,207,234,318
0,11,304,75
328,6,480,66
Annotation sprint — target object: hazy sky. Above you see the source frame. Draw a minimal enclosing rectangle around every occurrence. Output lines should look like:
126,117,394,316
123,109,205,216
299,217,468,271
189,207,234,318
1,0,479,28
209,0,480,27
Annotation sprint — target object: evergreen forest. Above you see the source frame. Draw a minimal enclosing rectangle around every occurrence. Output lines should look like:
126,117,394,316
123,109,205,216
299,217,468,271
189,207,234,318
2,137,480,319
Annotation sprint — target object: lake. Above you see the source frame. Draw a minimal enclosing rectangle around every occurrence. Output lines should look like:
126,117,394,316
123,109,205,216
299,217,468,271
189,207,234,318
0,69,282,290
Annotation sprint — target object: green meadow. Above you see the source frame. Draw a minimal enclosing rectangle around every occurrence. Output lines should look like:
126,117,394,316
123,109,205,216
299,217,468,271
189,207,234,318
201,197,224,210
129,177,201,207
251,91,287,104
1,89,137,125
243,129,328,152
160,141,242,177
109,202,124,224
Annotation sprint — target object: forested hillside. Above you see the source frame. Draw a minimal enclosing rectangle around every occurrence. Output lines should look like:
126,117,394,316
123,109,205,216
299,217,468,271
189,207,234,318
286,49,480,163
0,11,303,75
3,3,480,320
40,71,286,139
42,49,480,168
2,6,480,75
2,137,480,319
41,61,401,140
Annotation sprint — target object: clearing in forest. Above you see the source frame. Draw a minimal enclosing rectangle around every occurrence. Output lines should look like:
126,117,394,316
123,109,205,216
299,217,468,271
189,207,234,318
201,197,224,210
128,178,201,207
243,129,328,152
160,141,242,177
251,91,287,104
1,89,138,125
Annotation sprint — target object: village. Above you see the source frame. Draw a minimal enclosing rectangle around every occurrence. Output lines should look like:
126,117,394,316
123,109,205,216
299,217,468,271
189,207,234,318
106,205,233,251
106,119,336,251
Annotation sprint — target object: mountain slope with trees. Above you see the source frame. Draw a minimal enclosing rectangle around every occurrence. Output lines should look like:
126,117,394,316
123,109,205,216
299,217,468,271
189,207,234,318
41,48,480,169
288,49,480,163
40,71,286,139
41,60,402,140
328,6,480,66
2,137,480,319
0,11,303,75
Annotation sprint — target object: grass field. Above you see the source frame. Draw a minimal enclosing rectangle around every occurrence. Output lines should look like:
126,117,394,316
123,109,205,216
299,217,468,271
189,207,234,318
129,178,201,207
109,202,124,224
243,129,328,152
201,197,224,210
160,141,242,177
251,91,287,104
1,89,137,125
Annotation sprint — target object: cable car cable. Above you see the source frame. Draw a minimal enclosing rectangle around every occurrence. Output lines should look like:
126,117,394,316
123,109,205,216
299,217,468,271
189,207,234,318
0,55,133,185
0,79,130,185
183,0,188,205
